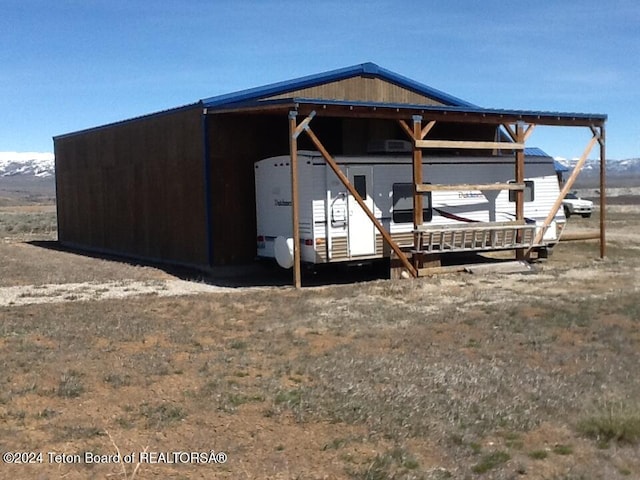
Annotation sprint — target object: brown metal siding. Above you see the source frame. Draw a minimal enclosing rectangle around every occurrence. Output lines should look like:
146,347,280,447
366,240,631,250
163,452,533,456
207,114,289,265
264,76,446,105
54,106,208,267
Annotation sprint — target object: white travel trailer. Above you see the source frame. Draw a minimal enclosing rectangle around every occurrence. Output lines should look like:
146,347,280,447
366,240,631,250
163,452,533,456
254,148,565,268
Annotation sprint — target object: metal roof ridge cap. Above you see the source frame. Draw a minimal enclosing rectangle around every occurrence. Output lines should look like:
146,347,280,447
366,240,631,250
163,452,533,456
200,62,484,110
201,62,379,107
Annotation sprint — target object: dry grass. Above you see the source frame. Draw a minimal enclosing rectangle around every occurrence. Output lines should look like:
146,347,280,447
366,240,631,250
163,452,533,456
0,210,57,237
0,202,639,479
577,402,640,447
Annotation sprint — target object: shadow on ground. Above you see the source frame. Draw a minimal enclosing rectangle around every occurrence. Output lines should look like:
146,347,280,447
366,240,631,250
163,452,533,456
26,240,392,287
26,240,525,288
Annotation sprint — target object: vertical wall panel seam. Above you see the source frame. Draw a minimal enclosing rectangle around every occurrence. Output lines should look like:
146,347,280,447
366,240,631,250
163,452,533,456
202,111,213,267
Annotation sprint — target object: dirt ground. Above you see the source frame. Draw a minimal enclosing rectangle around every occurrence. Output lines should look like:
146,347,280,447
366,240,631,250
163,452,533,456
1,199,639,480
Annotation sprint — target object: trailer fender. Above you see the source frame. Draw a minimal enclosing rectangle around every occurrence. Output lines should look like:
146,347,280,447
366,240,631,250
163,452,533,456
274,236,294,269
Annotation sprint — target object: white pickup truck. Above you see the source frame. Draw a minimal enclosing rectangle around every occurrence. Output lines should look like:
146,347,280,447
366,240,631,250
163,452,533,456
562,192,593,218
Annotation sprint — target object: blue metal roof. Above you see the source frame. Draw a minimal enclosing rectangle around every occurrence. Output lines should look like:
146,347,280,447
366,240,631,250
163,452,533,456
554,160,570,172
525,147,569,172
525,147,551,157
201,62,477,109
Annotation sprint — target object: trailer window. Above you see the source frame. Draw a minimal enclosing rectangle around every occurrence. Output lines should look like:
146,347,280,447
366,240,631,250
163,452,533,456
353,175,367,200
509,180,535,202
392,183,432,223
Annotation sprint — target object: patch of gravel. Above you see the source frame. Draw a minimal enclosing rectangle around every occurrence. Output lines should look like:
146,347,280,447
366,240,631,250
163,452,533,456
0,279,237,307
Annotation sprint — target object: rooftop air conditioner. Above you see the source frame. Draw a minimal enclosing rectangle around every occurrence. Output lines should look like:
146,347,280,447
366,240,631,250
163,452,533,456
367,139,412,154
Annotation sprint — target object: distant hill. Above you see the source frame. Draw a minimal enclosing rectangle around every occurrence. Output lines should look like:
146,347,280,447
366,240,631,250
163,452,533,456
555,157,640,175
0,153,55,205
555,157,640,188
0,153,55,178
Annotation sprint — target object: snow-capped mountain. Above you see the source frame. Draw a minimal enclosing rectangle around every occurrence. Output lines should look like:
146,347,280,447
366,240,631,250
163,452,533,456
611,158,640,173
0,151,637,179
0,152,55,178
555,157,640,175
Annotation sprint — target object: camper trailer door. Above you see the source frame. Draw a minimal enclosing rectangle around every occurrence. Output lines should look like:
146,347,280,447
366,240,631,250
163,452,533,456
347,166,376,257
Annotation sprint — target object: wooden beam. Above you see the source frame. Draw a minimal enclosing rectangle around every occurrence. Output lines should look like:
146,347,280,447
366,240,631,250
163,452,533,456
208,102,606,128
503,124,517,142
303,125,418,278
415,140,525,150
289,111,302,289
412,116,424,228
398,119,413,140
418,265,469,276
292,111,316,139
421,120,436,139
498,123,534,154
295,103,607,127
412,116,424,269
523,123,536,142
560,231,601,241
399,119,436,141
416,183,525,193
527,134,600,254
515,123,525,259
599,125,606,258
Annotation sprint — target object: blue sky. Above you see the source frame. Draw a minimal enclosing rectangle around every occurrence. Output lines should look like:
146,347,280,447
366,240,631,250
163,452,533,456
1,0,638,159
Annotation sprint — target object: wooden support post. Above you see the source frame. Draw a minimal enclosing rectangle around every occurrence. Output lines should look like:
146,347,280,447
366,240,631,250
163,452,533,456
599,124,606,258
527,133,600,254
412,116,423,269
515,122,525,260
504,123,536,143
398,119,435,141
303,124,418,278
412,116,424,224
288,111,302,289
